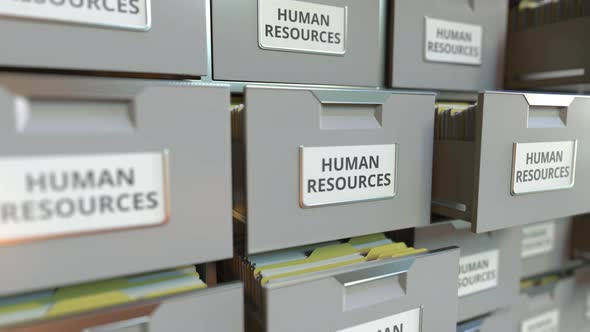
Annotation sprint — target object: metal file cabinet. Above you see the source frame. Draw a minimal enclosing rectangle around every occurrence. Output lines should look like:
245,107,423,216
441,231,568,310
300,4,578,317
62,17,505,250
414,220,521,322
0,1,207,77
521,218,574,279
506,16,590,93
388,0,508,91
0,73,232,296
233,86,435,254
251,248,459,332
211,0,386,87
517,276,576,332
457,309,516,332
432,92,590,233
0,282,244,332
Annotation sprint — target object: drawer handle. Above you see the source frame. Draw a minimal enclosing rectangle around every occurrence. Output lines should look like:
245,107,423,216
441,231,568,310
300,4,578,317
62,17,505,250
335,259,414,312
334,260,412,288
14,97,135,134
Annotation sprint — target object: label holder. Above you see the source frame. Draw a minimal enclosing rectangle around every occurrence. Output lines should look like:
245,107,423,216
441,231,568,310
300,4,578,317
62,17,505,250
0,0,152,32
0,150,171,247
298,144,399,209
257,0,349,56
510,140,578,196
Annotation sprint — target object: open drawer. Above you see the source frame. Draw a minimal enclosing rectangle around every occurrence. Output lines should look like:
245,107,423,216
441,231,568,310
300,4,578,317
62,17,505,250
232,86,435,254
0,73,233,296
0,281,244,332
249,247,459,332
433,92,590,232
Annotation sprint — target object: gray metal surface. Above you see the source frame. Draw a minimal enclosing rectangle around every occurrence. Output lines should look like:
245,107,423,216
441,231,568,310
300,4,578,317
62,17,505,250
5,282,244,332
0,73,232,296
433,92,590,233
521,218,573,279
414,220,521,322
389,0,508,91
211,0,386,87
517,276,576,332
0,1,207,77
263,248,460,332
148,282,244,332
242,86,435,254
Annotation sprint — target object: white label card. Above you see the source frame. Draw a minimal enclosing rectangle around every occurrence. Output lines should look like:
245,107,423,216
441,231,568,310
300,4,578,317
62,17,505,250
586,292,590,321
424,17,483,65
0,152,169,244
258,0,347,55
522,222,556,258
300,144,396,208
0,0,150,31
512,141,577,195
458,249,500,297
521,310,560,332
336,308,421,332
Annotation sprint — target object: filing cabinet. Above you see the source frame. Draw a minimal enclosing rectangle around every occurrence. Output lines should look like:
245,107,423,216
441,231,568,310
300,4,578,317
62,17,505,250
517,276,577,332
250,248,459,332
0,1,208,77
233,86,435,254
0,73,233,296
506,14,590,93
0,282,244,332
211,0,386,87
457,309,516,332
414,220,521,322
521,218,574,279
388,0,508,91
433,92,590,233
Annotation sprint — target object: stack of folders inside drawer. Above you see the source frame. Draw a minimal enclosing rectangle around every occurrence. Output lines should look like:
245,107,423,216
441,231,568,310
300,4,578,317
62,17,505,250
510,0,590,31
235,233,427,309
435,103,477,141
0,267,205,328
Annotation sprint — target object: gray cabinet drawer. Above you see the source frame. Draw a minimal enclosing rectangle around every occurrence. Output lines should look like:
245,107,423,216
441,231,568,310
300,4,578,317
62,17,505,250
212,0,386,87
415,221,521,322
0,1,207,77
259,248,459,332
433,92,590,232
389,0,508,91
0,73,232,296
236,86,434,254
2,282,244,332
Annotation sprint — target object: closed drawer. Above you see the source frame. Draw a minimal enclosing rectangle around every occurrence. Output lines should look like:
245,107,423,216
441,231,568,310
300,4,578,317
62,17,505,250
258,248,459,332
517,276,576,332
211,0,386,87
432,92,590,232
1,282,244,332
414,220,521,322
0,1,207,77
521,218,574,279
389,0,508,91
234,86,435,254
0,73,232,296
